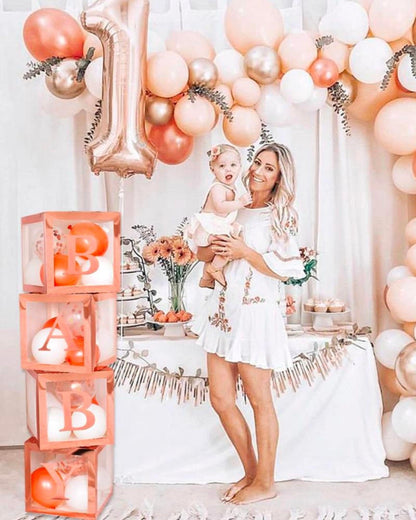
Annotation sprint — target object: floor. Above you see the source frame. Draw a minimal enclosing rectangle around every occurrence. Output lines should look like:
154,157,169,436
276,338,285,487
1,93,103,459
2,448,416,520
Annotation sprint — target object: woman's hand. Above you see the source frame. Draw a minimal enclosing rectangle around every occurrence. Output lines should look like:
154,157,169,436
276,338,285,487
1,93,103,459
211,234,249,261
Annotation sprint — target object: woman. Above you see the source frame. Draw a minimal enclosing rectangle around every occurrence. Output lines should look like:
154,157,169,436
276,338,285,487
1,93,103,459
191,143,305,505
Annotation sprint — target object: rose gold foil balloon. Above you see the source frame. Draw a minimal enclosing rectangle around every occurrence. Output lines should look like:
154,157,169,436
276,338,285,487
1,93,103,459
395,342,416,394
45,59,86,100
188,58,218,88
23,8,85,61
81,0,157,178
309,58,339,88
145,96,174,126
244,46,280,85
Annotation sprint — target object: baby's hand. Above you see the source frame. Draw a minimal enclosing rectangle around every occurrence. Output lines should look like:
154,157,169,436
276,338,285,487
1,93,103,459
238,192,252,207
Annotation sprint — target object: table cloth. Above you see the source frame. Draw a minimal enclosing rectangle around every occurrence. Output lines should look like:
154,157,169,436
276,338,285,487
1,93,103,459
114,332,388,484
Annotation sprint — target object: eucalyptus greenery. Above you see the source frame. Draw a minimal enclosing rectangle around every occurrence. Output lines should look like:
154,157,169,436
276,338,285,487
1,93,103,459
23,56,64,80
381,44,416,91
315,35,334,50
246,123,275,162
75,46,95,82
187,83,233,121
328,81,351,136
84,99,102,149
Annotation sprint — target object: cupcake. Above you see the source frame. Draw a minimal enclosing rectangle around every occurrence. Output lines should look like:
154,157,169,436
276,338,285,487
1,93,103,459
121,314,128,324
329,299,345,312
127,314,136,324
314,300,328,312
304,298,315,312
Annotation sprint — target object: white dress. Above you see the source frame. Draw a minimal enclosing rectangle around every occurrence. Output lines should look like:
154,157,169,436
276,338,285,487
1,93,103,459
191,206,305,371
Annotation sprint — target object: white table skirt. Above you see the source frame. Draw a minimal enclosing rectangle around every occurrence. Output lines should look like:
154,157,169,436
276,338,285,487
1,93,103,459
114,333,388,484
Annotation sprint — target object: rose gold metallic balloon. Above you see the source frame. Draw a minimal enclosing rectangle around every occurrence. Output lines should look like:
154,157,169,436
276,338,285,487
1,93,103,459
327,71,357,108
378,364,414,397
188,58,218,88
145,96,174,126
395,342,416,394
244,45,280,85
309,58,339,88
81,0,157,178
45,59,86,100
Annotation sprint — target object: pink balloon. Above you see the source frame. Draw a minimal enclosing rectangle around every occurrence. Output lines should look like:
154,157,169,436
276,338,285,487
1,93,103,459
213,84,233,114
225,0,284,54
387,277,416,322
232,78,261,107
223,105,261,147
174,96,216,136
406,218,416,245
392,156,416,194
309,58,339,88
166,31,215,65
406,245,416,275
147,51,189,98
369,0,416,42
374,99,416,155
278,32,317,73
319,40,349,73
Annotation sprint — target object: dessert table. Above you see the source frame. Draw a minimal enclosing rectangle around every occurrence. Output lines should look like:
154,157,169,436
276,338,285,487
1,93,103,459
113,330,388,484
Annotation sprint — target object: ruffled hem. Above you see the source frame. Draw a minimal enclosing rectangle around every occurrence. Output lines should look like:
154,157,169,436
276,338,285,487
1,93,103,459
263,251,305,279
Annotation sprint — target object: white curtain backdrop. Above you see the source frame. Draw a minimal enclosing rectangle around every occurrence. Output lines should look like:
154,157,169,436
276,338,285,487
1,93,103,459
1,0,415,445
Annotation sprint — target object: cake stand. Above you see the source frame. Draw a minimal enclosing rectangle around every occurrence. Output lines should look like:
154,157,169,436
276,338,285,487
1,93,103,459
146,319,192,338
303,309,350,330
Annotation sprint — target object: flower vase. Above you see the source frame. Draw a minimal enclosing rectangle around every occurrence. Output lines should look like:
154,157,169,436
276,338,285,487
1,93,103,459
169,281,186,312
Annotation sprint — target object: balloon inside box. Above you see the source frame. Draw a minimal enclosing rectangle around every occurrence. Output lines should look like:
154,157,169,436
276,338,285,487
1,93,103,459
25,437,113,519
21,212,120,294
20,293,117,373
26,369,114,450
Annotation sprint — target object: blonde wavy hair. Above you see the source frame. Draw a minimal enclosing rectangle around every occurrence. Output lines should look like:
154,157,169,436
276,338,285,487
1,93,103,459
242,143,298,240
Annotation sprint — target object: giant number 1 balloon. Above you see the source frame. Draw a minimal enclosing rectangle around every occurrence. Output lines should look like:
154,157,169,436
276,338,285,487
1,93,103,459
81,0,157,178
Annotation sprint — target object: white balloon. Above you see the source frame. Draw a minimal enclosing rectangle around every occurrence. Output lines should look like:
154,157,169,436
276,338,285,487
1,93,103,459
382,411,414,461
392,397,416,443
398,55,416,92
47,407,72,442
280,69,314,104
349,37,392,84
392,155,416,194
320,1,369,45
214,49,246,87
297,86,328,112
148,30,166,56
96,329,116,362
387,265,413,287
39,83,84,118
24,256,43,286
72,404,107,440
374,329,413,369
65,475,88,512
80,256,114,286
31,327,67,365
255,84,299,126
84,57,103,99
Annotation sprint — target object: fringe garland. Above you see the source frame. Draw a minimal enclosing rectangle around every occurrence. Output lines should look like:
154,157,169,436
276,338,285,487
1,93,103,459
112,341,348,406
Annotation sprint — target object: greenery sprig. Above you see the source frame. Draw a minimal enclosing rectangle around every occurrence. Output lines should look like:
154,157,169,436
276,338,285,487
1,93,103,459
187,83,233,121
328,81,351,136
284,258,318,287
75,47,95,82
23,56,64,80
84,100,102,149
315,35,334,50
246,122,275,162
381,44,416,91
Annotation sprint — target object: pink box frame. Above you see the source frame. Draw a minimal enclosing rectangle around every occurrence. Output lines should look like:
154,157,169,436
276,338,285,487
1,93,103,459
21,211,120,294
20,293,117,373
24,437,113,519
26,368,114,450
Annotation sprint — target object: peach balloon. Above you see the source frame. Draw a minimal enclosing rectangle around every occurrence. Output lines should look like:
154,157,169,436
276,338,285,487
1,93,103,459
378,364,414,396
356,0,373,9
83,32,103,59
278,32,317,73
213,84,233,114
225,0,284,54
147,51,189,98
166,31,215,65
223,105,261,147
319,40,349,73
405,218,416,245
387,277,416,322
369,0,416,42
232,78,261,107
392,155,416,194
374,98,416,154
23,8,85,61
403,322,416,338
174,96,216,136
309,58,339,88
406,245,416,275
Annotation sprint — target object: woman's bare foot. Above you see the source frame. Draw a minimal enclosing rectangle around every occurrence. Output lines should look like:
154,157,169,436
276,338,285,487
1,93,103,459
229,481,277,505
221,475,254,502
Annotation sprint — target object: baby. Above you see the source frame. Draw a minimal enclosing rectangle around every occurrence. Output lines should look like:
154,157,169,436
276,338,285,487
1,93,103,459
186,144,252,288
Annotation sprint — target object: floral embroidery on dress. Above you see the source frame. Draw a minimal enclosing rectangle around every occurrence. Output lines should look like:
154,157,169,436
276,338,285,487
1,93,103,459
242,268,265,305
209,288,232,332
284,215,297,237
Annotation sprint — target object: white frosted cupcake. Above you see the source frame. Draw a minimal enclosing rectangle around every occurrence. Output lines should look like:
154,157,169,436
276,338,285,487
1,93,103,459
314,301,328,313
304,298,315,312
329,299,345,312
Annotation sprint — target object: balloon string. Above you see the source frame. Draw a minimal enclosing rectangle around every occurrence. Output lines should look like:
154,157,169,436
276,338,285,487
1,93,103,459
119,177,125,343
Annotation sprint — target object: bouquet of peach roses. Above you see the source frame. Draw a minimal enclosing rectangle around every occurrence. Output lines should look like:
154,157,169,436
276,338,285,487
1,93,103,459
133,220,199,313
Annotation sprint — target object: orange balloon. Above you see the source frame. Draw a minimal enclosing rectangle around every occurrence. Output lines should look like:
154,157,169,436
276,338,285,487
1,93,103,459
40,253,81,287
149,120,194,165
31,467,64,509
42,317,60,329
378,364,414,397
68,222,108,256
309,58,339,88
66,336,100,366
23,8,85,61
